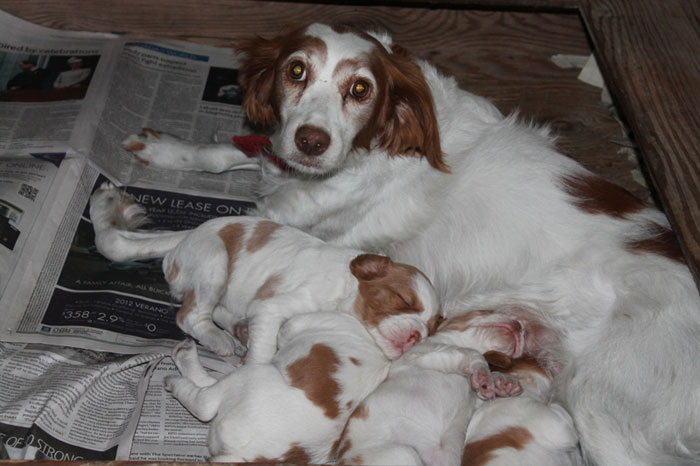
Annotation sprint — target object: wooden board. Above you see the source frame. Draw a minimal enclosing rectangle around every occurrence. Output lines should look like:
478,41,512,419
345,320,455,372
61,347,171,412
579,0,700,288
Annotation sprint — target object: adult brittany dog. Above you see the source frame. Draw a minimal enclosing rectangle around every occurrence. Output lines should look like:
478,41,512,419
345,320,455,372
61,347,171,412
118,24,700,465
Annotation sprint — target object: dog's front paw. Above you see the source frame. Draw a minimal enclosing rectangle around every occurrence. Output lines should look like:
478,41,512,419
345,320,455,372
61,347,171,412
122,128,191,169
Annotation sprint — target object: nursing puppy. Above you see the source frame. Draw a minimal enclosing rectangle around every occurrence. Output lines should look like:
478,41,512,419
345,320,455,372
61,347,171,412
164,312,495,463
463,354,581,466
336,311,532,466
90,183,440,362
455,308,581,466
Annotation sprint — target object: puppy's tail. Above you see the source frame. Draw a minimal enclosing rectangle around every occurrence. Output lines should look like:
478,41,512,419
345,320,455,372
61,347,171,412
90,182,189,262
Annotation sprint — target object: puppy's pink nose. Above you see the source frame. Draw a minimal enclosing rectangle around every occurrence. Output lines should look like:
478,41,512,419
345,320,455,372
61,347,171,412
401,331,422,353
295,125,330,156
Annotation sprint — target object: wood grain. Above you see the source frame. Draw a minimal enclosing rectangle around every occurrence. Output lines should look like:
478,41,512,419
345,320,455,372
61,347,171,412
580,0,700,283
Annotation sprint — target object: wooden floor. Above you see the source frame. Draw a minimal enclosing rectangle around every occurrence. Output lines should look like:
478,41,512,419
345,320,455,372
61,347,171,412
1,0,698,286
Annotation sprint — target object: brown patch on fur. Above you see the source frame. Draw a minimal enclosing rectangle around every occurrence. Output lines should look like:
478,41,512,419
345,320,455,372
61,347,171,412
246,220,283,253
254,274,282,301
352,40,447,173
626,222,685,263
251,443,311,463
287,343,341,419
237,27,327,128
125,141,146,152
438,311,494,333
349,403,369,421
165,260,179,284
140,128,160,139
217,223,246,279
462,426,534,466
426,313,445,335
176,289,196,326
562,174,645,219
335,439,352,461
350,254,424,327
349,357,361,366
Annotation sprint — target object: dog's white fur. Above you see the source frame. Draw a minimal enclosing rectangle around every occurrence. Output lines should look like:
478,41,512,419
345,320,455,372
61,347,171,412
90,183,440,362
164,312,494,463
118,24,700,465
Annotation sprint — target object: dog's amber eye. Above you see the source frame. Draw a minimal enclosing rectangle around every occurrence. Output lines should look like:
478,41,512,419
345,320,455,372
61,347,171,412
351,80,370,99
289,62,305,80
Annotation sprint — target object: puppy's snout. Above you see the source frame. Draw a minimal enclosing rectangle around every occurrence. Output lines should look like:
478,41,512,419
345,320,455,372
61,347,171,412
295,125,330,156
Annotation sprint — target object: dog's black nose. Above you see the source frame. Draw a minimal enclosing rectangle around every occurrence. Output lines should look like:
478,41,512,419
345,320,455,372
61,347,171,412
295,125,330,156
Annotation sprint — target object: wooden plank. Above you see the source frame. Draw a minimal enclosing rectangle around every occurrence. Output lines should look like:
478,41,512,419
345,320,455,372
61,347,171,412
279,0,580,11
580,0,700,285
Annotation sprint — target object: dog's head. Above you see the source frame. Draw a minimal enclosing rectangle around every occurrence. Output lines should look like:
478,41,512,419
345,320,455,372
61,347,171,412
349,253,442,360
238,23,447,175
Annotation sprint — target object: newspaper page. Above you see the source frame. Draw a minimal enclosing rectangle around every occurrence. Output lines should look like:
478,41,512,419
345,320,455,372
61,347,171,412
0,11,261,461
0,341,163,460
0,12,258,356
0,10,121,322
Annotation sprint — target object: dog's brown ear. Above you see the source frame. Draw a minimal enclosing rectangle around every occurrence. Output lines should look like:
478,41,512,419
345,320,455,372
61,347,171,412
362,47,448,173
350,254,393,282
238,36,280,128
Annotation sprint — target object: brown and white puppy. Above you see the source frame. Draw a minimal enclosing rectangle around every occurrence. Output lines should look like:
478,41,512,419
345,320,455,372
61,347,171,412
164,312,494,463
90,183,440,363
462,353,582,466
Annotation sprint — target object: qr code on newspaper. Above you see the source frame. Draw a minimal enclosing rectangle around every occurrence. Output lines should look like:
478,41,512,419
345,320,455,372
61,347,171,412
19,183,38,202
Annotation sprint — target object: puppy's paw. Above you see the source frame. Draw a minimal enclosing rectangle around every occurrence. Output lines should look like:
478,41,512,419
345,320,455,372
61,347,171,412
163,375,179,392
202,330,236,358
233,322,249,345
468,361,495,400
170,338,201,374
172,338,196,358
492,372,522,398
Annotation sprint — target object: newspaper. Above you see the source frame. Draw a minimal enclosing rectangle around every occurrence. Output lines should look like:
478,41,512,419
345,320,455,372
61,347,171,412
0,11,257,460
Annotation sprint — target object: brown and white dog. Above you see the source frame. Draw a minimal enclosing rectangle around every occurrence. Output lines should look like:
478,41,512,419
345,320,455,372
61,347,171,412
90,182,440,363
164,312,495,463
117,24,700,465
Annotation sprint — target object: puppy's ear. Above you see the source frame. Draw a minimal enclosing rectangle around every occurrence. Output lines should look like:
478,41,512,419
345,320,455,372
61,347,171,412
350,254,392,282
364,47,448,173
237,36,280,128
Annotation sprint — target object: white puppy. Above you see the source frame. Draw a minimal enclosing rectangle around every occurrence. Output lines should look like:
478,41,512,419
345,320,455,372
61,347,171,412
90,183,441,362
